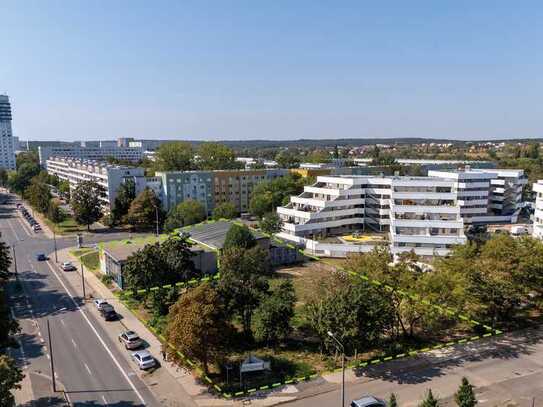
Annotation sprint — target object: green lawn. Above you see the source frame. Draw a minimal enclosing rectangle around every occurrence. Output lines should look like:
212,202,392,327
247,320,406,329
44,215,89,235
80,251,100,271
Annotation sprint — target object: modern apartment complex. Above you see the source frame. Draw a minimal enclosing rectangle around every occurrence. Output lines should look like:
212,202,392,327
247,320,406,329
532,180,543,239
277,175,466,257
0,95,17,170
45,157,145,210
156,169,288,214
429,168,527,223
38,145,144,166
278,168,525,258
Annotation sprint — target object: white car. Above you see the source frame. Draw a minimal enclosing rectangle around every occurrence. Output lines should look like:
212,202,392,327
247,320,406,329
60,261,76,271
93,299,109,310
118,330,143,350
132,350,156,370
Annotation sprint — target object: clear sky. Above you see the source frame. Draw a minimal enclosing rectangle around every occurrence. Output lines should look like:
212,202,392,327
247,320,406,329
2,1,542,141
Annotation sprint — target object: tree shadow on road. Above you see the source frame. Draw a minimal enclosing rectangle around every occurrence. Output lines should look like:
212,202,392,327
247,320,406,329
354,328,543,385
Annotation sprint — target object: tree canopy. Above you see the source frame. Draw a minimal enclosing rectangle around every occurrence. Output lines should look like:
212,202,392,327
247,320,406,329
165,283,233,374
212,202,238,221
197,142,242,170
223,224,256,250
111,179,136,224
70,180,105,230
164,199,207,232
125,188,163,230
154,141,194,171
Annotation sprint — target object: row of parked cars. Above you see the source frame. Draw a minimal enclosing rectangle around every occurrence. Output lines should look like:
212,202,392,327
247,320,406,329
16,203,41,233
93,299,157,370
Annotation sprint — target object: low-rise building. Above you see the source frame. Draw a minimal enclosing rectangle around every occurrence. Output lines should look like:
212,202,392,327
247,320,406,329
45,157,144,210
533,180,543,239
100,238,217,289
183,220,304,266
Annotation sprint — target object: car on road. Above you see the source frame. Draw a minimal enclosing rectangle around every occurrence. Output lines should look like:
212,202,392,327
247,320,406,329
351,396,387,407
60,261,76,271
99,304,117,321
93,299,109,310
32,224,41,232
132,350,156,370
118,330,143,350
36,253,47,261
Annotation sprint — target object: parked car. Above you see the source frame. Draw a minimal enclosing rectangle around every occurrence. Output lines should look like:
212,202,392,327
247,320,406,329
132,350,156,370
33,224,41,232
351,396,387,407
93,299,109,310
99,304,117,321
511,225,529,237
36,253,47,261
16,203,21,209
60,261,76,271
118,330,143,350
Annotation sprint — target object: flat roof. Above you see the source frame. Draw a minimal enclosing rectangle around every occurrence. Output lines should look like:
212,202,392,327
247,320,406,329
183,220,267,250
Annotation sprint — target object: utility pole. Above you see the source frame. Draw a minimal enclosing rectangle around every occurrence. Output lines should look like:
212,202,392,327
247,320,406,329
11,245,17,275
47,318,57,392
81,263,86,299
53,229,58,263
328,331,345,407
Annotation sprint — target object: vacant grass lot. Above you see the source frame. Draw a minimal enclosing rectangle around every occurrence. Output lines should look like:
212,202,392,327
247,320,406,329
44,215,89,235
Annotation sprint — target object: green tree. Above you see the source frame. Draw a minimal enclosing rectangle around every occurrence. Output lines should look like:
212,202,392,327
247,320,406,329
8,162,40,195
70,180,105,231
223,224,256,250
0,169,7,188
389,393,398,407
249,191,273,218
154,141,194,171
165,283,233,374
275,150,300,169
111,179,136,224
0,355,24,406
419,389,439,407
305,150,330,163
16,151,39,169
212,202,238,220
25,180,51,213
164,199,206,232
47,200,66,224
454,377,477,407
259,212,282,234
58,179,71,201
304,272,393,354
253,280,296,345
197,142,241,170
125,188,163,230
0,242,12,281
122,235,196,290
0,289,19,347
219,246,271,336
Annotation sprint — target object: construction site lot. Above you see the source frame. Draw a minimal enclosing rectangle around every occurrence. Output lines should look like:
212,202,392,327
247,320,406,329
119,257,507,398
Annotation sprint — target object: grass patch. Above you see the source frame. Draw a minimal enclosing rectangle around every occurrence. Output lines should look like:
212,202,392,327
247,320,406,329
69,248,94,258
44,215,89,235
80,251,99,271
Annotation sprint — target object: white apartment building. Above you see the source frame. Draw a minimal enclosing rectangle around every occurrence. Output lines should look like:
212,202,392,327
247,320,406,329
429,168,527,223
45,157,144,210
38,145,144,166
532,180,543,239
0,95,17,170
277,175,466,257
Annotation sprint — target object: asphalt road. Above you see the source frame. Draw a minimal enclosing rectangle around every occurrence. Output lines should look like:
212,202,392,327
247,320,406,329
2,196,160,406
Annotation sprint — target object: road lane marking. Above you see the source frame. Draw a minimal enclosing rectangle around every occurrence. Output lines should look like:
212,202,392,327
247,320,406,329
71,338,77,348
102,395,109,405
44,259,147,405
60,319,65,326
84,363,93,376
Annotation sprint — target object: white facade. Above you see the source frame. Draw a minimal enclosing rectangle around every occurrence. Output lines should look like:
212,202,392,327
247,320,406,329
429,168,527,224
45,157,145,210
533,180,543,239
277,175,466,257
38,145,144,166
0,95,17,170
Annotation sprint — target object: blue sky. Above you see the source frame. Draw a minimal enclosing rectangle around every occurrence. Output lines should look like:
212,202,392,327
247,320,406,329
2,1,542,141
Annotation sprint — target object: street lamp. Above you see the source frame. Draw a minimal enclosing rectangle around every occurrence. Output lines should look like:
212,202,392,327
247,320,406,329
152,201,160,237
327,331,345,407
11,238,24,276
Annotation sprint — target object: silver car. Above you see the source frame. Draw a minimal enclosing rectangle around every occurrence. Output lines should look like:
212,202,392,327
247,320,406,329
132,350,156,370
351,396,387,407
119,330,143,350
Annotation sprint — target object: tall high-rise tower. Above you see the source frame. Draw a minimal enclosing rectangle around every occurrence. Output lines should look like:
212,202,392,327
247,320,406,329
0,95,16,170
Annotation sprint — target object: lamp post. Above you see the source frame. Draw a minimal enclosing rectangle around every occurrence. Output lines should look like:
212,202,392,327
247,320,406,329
152,202,160,237
328,331,345,407
11,238,24,276
53,228,58,263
